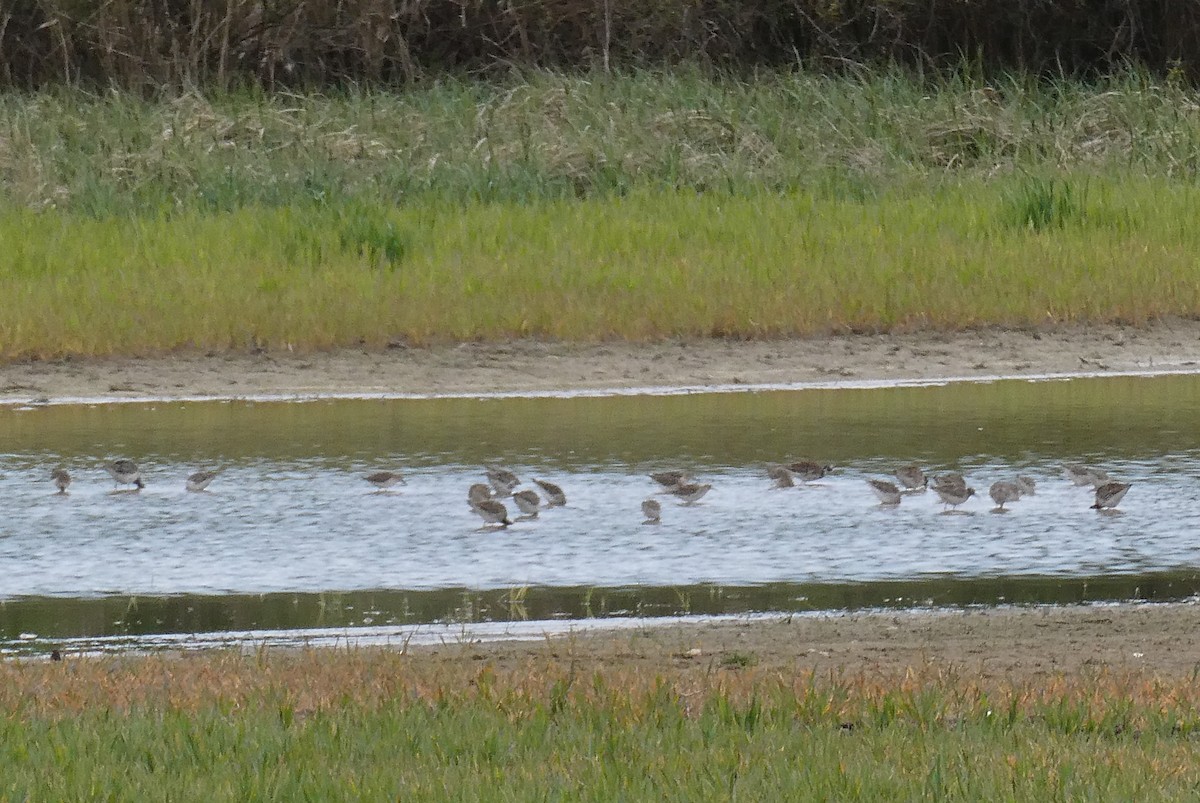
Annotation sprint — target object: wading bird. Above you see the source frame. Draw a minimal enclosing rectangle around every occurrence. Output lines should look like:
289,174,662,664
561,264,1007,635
867,479,902,506
187,470,220,492
650,471,690,491
486,466,520,497
533,478,566,507
894,465,927,491
670,482,712,505
105,459,144,490
934,483,975,511
50,467,71,494
642,499,661,524
365,471,405,492
512,489,541,518
786,461,834,483
472,499,512,528
988,480,1022,511
1091,482,1131,510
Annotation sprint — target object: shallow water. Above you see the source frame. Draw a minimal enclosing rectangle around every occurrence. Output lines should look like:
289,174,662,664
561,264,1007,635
3,373,1200,647
3,573,1198,651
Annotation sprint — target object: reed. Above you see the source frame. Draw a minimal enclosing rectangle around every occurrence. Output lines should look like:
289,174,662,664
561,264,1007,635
2,648,1199,798
3,0,1199,90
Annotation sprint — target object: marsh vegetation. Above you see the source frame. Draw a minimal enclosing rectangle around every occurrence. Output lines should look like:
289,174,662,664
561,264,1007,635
4,70,1200,357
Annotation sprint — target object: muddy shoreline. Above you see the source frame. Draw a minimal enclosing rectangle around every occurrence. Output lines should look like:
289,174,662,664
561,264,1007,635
405,601,1200,682
31,602,1200,681
3,321,1200,403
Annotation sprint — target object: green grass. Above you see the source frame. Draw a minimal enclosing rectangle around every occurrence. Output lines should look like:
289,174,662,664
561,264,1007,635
4,67,1200,357
1,176,1198,357
6,695,1197,799
3,650,1200,800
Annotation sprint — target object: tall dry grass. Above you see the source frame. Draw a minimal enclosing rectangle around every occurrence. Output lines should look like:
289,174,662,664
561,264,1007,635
3,68,1199,214
4,0,1200,90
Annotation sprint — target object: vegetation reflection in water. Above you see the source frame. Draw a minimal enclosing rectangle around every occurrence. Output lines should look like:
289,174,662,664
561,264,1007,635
3,572,1200,653
7,372,1200,464
3,373,1200,646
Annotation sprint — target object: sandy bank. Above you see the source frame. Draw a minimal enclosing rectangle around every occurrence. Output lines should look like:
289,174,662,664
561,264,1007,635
3,321,1200,404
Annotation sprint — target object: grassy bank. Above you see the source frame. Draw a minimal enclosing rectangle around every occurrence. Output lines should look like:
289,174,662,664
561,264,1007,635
3,178,1200,357
3,648,1200,799
4,69,1200,358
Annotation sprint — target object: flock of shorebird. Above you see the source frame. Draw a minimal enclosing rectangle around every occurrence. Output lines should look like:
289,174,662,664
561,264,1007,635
856,462,1131,512
43,458,1132,526
648,460,1130,516
465,460,1133,524
48,460,220,494
465,467,568,527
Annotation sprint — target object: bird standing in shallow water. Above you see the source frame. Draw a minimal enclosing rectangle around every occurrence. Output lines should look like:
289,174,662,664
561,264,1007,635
532,479,566,507
934,483,975,511
1064,464,1108,487
867,479,902,506
50,467,71,494
894,465,928,491
472,499,511,527
670,482,712,505
786,461,833,483
932,473,966,492
512,489,541,518
105,459,144,490
1091,482,1131,510
468,483,493,507
187,470,220,492
486,467,520,497
642,499,661,524
988,480,1022,511
766,465,795,489
1015,476,1036,495
650,471,690,491
365,471,405,492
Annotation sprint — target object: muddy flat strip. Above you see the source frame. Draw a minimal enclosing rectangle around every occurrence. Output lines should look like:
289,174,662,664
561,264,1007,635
406,603,1200,682
3,321,1200,403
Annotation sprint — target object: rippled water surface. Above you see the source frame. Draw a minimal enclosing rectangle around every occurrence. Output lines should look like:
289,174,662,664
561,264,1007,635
4,374,1200,646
